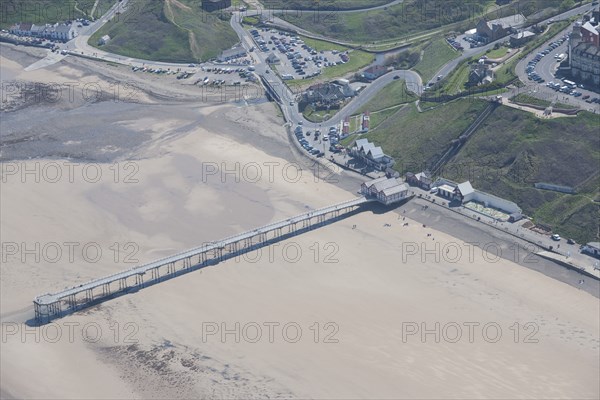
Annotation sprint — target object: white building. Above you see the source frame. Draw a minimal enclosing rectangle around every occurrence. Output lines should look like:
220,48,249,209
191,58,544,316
433,179,521,216
51,24,76,41
8,22,76,41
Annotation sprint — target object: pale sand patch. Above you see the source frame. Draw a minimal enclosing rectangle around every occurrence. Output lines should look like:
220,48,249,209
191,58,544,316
1,46,598,400
2,118,598,398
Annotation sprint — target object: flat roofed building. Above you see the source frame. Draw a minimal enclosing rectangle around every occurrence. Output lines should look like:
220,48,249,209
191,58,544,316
510,30,535,47
218,45,247,62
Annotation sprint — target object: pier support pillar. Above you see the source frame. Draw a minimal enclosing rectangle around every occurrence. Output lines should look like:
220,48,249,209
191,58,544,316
69,294,77,309
151,268,159,281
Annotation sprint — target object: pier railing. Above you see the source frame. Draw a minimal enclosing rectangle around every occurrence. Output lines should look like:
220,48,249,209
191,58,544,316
33,196,374,323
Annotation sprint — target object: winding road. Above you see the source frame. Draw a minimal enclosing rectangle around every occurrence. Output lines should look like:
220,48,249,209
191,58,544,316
31,0,597,130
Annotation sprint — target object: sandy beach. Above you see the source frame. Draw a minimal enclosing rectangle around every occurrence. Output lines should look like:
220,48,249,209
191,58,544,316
1,44,599,399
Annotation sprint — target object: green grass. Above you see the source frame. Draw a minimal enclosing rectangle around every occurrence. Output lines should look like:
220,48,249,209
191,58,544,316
485,46,511,59
0,1,86,28
300,36,349,53
511,93,553,108
510,93,579,110
303,106,335,122
0,0,122,27
277,0,573,45
242,15,260,25
348,115,360,133
445,62,471,94
89,0,238,63
365,98,489,170
259,0,392,10
443,107,600,243
357,79,417,114
368,106,406,130
413,38,459,83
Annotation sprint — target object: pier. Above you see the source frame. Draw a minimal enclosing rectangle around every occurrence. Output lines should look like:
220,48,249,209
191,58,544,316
34,195,381,323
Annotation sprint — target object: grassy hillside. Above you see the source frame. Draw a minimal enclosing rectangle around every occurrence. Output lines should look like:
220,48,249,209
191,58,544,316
0,1,81,28
90,0,238,62
278,0,578,44
361,99,599,241
443,107,600,243
259,0,392,10
413,38,459,83
358,79,417,114
364,99,488,170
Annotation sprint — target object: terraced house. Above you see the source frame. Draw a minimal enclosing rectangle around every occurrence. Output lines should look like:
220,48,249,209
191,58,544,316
569,12,600,86
9,22,76,42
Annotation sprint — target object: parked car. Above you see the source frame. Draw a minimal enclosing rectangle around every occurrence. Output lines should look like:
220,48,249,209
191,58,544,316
551,234,561,241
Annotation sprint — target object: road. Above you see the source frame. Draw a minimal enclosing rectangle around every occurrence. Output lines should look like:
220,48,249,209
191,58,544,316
11,0,599,285
50,0,596,125
43,0,594,154
514,23,600,112
230,10,421,132
62,0,207,70
243,0,404,15
430,1,599,87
